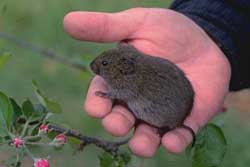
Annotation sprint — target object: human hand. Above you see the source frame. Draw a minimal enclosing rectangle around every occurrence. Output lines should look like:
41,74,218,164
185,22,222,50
63,8,231,157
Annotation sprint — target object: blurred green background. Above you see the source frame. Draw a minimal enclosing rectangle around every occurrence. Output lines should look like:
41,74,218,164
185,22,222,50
1,0,250,166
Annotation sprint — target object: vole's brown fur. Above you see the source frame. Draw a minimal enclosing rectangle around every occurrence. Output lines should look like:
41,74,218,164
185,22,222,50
90,44,194,133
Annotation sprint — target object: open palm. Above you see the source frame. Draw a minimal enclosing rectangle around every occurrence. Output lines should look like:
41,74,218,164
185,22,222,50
64,8,231,157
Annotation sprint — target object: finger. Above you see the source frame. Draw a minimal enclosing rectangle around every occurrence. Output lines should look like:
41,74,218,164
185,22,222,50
63,8,147,42
161,117,199,154
128,124,161,157
102,105,135,137
84,76,112,118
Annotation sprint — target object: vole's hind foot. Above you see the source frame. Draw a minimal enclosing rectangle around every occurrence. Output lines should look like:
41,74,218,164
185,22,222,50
157,126,171,137
95,91,112,99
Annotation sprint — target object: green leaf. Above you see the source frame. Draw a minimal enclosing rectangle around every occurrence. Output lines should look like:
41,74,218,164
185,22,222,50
32,80,62,113
21,99,45,121
99,152,131,167
44,99,62,114
22,99,35,118
10,98,23,120
0,91,13,135
32,80,46,105
47,130,58,140
68,137,82,149
99,152,116,167
32,104,47,120
10,98,25,133
33,104,46,114
187,123,227,167
0,52,11,70
118,152,131,166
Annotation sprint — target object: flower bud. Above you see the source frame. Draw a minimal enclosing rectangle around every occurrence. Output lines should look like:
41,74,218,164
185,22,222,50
49,134,67,147
12,137,24,148
39,124,49,134
34,159,50,167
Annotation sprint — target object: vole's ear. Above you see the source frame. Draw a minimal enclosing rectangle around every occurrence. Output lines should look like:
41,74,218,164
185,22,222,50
117,43,138,53
118,57,136,75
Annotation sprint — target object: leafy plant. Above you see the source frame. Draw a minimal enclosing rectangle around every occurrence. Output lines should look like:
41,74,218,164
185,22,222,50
0,47,227,167
0,82,228,167
187,124,227,167
0,81,131,167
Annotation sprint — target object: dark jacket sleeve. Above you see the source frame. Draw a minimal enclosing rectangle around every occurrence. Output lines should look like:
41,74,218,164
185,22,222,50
169,0,250,91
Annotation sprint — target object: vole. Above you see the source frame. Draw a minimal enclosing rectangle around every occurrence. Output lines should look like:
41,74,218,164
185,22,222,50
90,44,195,140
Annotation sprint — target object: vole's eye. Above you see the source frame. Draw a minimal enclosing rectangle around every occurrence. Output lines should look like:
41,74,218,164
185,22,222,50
101,60,108,66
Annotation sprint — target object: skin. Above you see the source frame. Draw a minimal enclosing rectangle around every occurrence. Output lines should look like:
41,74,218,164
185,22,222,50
63,8,231,157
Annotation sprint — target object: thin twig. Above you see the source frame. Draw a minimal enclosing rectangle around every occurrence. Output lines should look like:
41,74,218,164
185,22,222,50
0,31,88,71
48,124,129,154
23,145,35,160
25,142,48,146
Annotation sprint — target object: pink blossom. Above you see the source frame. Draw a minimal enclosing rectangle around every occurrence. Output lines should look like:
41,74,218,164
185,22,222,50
34,159,50,167
39,124,49,134
12,137,24,148
55,134,67,143
49,134,67,147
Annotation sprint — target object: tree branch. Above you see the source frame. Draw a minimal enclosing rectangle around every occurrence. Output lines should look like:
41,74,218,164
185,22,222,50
0,31,88,71
48,124,129,154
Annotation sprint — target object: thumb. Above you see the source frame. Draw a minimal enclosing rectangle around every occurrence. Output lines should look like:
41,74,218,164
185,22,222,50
63,8,147,42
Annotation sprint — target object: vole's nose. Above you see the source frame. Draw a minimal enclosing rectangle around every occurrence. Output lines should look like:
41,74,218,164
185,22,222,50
90,60,100,74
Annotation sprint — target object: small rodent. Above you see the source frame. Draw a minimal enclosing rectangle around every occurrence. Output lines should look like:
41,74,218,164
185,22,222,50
90,44,195,139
